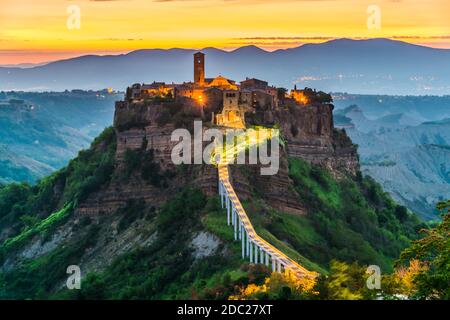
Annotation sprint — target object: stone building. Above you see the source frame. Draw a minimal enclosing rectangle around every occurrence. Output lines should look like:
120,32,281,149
128,82,175,101
125,52,298,129
194,52,205,84
240,78,279,109
214,90,247,129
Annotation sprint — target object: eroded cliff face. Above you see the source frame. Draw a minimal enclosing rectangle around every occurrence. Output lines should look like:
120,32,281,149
76,98,358,216
281,105,359,178
223,102,359,214
228,152,307,216
76,101,216,215
246,103,359,178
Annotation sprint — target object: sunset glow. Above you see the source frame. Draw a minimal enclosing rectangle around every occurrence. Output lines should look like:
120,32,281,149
0,0,449,64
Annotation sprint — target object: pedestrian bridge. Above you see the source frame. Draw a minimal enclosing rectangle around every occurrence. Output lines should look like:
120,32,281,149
217,163,317,279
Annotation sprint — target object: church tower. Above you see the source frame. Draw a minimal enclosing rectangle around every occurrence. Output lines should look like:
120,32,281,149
194,52,205,84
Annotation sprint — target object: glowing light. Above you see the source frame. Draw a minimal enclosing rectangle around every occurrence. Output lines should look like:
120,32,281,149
210,127,279,166
291,90,309,105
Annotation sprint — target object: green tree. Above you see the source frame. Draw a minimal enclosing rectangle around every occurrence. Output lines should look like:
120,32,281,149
318,261,377,300
399,200,450,299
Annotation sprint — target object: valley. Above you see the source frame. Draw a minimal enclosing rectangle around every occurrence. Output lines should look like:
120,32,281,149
333,95,450,220
0,90,120,184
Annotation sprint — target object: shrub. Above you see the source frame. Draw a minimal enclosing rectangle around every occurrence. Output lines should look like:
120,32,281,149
285,157,421,271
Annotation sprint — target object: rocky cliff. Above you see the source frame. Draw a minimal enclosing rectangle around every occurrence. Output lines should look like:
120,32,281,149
76,97,358,216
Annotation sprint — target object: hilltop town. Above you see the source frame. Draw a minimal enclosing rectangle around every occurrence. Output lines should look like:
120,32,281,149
119,52,332,129
101,53,358,218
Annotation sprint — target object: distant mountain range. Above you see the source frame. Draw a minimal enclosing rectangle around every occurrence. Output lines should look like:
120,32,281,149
2,39,450,95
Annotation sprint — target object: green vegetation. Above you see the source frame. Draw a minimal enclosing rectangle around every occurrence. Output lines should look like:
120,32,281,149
52,189,253,300
52,188,208,299
0,177,62,237
397,201,449,299
0,117,444,300
116,199,154,233
122,147,174,188
0,223,101,299
302,87,333,104
241,158,422,273
63,127,116,204
0,203,72,256
0,127,116,251
314,260,377,300
288,158,421,271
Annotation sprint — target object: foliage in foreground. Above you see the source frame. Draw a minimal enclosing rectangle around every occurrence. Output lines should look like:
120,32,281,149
396,200,449,299
229,271,317,300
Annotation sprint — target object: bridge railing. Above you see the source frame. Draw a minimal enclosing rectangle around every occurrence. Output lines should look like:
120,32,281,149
218,164,316,279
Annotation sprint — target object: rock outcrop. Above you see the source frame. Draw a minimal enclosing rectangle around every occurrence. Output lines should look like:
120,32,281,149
76,97,359,215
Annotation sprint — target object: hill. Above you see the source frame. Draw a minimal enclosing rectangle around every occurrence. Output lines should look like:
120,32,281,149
2,39,450,95
0,93,422,299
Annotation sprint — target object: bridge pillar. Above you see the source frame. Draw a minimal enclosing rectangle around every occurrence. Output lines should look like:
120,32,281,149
254,245,259,264
265,252,269,267
241,226,245,258
226,196,230,226
238,220,242,240
231,205,234,226
250,241,253,263
219,183,223,208
240,222,243,240
246,234,249,257
234,211,238,240
260,248,264,263
272,258,276,272
225,190,228,210
277,261,282,273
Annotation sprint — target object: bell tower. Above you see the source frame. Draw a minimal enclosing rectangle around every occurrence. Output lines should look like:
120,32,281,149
194,52,205,84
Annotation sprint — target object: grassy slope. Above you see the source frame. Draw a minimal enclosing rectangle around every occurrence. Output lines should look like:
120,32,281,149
0,128,117,298
0,127,116,246
53,191,255,300
259,158,421,272
0,127,423,299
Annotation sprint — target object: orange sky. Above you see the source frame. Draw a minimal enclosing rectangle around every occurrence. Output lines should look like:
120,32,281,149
0,0,449,64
